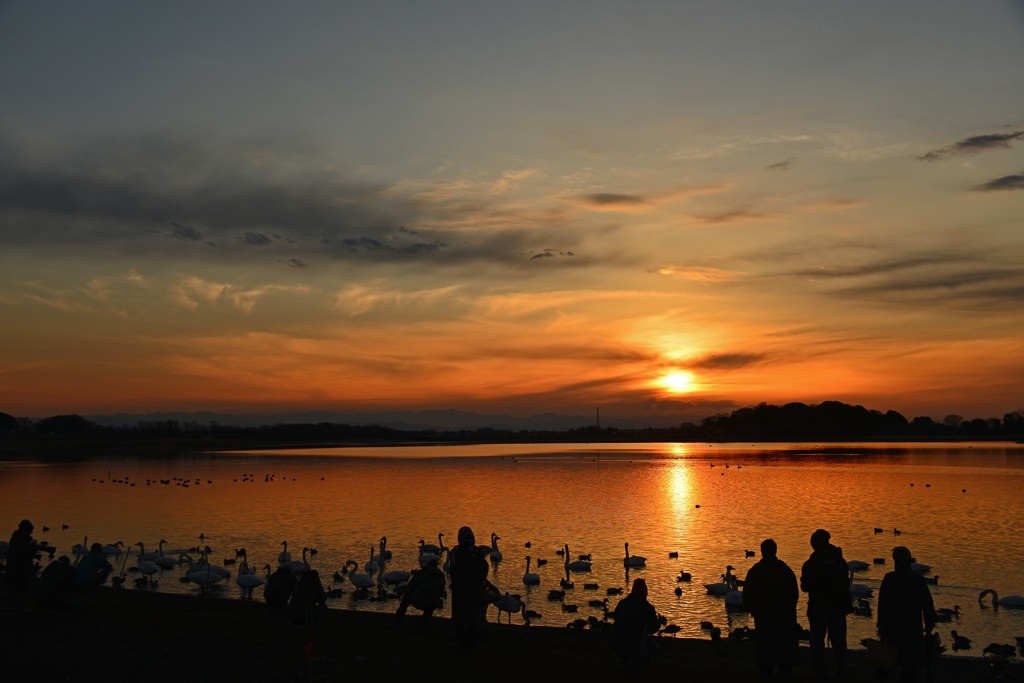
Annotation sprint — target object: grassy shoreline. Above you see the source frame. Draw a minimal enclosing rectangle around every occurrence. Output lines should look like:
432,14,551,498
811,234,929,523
0,587,994,682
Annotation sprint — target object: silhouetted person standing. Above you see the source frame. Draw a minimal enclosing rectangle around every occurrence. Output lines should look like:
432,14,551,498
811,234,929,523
448,526,489,649
609,577,661,673
5,520,44,614
800,528,852,679
743,538,800,677
287,569,327,626
876,546,937,682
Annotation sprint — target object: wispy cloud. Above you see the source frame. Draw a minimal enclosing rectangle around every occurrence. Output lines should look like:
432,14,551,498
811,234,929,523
173,276,312,313
169,222,204,241
919,130,1024,161
657,265,741,282
689,352,768,370
973,172,1024,192
767,158,793,172
0,130,586,269
573,183,727,212
580,192,648,208
688,209,769,225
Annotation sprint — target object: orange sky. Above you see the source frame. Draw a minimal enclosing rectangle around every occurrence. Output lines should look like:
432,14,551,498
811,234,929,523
1,4,1022,425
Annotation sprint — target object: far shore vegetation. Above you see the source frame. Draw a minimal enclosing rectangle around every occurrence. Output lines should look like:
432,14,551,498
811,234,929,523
2,401,1023,451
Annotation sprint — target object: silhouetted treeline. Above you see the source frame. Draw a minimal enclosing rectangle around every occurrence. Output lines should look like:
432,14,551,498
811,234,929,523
1,401,1022,449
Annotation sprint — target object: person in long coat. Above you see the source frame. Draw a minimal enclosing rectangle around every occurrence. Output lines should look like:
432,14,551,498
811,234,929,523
876,546,937,682
743,538,800,676
448,526,489,649
800,528,852,678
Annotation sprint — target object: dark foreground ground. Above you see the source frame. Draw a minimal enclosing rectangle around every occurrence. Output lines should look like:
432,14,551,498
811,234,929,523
0,588,1002,683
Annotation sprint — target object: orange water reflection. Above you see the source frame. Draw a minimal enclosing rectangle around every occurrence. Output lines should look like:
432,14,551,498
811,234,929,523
2,443,1023,649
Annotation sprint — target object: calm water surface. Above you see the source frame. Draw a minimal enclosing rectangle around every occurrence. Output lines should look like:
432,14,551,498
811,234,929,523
2,441,1022,652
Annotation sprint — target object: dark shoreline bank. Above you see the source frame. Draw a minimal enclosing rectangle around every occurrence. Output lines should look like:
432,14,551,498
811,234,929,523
0,588,994,682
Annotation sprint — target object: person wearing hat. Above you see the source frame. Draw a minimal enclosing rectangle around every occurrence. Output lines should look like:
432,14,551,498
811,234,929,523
876,546,937,682
743,538,800,676
800,529,852,679
608,578,661,672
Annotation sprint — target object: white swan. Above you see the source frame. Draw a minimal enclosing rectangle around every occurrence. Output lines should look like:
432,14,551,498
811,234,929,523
235,559,265,598
979,589,1024,609
101,541,124,556
847,560,869,572
419,533,444,556
705,566,737,596
182,554,228,587
850,583,874,598
364,545,380,574
134,542,160,582
376,536,393,561
149,539,177,569
564,544,591,572
137,542,160,561
382,567,410,585
490,533,503,562
623,542,646,568
523,556,541,585
493,592,524,624
724,587,745,608
278,540,292,565
198,546,232,578
346,559,375,590
281,546,311,575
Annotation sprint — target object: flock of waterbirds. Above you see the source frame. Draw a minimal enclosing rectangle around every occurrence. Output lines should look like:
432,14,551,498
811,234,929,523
4,521,1022,663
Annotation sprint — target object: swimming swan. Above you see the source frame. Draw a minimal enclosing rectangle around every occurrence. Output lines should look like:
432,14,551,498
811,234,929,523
564,545,591,572
523,556,540,585
623,542,646,568
978,589,1024,608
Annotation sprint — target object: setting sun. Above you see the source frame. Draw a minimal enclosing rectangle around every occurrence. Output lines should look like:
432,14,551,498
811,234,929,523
659,371,696,394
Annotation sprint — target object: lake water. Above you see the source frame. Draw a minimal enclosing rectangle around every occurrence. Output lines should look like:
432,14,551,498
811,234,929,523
2,441,1022,653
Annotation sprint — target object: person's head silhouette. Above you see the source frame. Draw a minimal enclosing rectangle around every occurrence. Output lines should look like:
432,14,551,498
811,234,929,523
810,529,830,551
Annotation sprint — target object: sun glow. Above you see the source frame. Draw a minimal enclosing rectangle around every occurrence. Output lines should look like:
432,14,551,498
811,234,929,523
659,371,696,394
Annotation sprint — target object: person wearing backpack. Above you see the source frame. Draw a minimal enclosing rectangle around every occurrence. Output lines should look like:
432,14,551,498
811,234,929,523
800,528,852,679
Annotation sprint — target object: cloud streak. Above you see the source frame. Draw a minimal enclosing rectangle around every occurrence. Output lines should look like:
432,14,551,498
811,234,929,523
974,173,1024,192
919,130,1024,161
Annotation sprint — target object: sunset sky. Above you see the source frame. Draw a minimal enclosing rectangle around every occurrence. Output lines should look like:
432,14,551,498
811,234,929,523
2,2,1023,425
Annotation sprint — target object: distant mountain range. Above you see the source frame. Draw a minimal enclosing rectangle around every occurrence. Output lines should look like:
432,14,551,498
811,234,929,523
84,409,682,432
